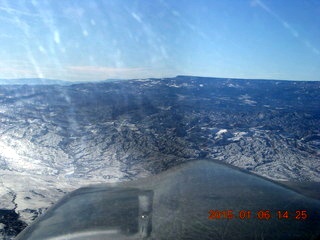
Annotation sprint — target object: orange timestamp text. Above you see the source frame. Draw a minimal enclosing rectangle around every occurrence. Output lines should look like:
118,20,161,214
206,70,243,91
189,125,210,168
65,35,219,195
208,209,309,220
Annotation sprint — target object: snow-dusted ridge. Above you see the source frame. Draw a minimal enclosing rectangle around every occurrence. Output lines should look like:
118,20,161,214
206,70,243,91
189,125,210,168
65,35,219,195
0,76,319,238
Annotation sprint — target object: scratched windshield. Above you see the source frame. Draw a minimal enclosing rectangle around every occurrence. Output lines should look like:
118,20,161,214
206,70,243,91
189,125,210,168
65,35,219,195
0,0,319,239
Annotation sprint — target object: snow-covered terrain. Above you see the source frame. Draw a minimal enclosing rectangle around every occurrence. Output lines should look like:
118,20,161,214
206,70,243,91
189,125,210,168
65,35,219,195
0,76,319,238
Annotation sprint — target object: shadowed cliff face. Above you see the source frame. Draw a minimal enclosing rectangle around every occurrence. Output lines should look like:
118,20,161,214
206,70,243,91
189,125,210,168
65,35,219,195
0,76,320,238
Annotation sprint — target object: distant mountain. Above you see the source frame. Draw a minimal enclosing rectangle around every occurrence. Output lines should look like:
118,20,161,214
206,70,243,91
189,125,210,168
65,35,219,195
0,78,72,85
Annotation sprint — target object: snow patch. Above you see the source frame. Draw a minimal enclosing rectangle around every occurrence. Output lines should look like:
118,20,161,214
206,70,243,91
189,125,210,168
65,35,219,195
229,131,247,141
215,129,228,139
238,94,257,106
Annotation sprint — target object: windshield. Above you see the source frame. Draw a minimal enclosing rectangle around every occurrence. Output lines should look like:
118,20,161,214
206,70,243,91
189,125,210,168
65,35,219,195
0,0,319,239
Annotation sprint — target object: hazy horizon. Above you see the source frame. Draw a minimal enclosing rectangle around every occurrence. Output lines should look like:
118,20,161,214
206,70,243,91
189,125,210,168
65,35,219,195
0,75,319,84
0,0,319,81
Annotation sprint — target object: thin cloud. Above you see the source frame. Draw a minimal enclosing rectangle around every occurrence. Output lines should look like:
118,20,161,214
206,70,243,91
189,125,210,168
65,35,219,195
0,60,61,79
0,62,159,81
252,0,319,55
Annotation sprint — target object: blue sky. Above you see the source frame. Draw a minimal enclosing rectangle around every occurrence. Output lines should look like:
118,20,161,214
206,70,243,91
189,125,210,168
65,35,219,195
0,0,319,81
